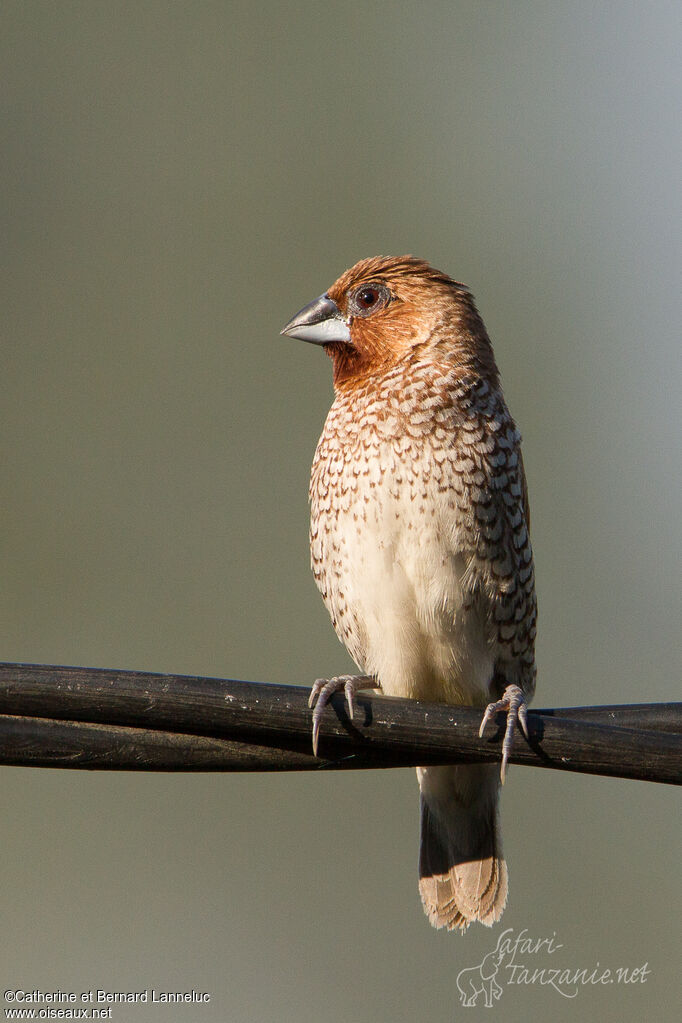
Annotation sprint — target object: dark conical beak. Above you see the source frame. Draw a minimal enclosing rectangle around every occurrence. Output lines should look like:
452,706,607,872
280,293,351,346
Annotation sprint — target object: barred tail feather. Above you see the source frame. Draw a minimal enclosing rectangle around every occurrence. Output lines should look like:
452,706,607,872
418,764,508,931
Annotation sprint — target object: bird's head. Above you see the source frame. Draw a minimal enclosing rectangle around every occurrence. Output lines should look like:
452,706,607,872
280,256,499,391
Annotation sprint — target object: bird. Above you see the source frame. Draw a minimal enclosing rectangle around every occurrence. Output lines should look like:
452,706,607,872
280,256,536,931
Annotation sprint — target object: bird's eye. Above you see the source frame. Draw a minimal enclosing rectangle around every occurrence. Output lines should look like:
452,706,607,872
358,288,378,308
348,283,390,318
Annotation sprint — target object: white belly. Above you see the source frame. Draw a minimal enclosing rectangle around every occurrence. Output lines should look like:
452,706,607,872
315,467,495,708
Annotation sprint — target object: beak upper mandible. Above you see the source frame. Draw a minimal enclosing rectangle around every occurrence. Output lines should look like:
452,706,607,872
280,293,351,346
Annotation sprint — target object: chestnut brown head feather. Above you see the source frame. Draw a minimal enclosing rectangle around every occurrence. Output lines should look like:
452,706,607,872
323,255,500,391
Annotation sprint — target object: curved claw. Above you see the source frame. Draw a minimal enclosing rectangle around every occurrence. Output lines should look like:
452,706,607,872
308,678,325,710
479,683,529,784
308,674,377,757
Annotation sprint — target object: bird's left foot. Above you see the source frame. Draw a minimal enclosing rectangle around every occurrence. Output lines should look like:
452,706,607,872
479,684,529,784
308,674,378,757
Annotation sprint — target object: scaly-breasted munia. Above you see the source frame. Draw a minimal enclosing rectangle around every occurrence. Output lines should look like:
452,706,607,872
281,256,536,931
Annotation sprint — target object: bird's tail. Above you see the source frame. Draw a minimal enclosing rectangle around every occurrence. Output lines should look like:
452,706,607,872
417,764,507,931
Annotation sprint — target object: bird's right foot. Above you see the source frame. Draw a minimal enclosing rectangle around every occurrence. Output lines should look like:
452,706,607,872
308,674,378,756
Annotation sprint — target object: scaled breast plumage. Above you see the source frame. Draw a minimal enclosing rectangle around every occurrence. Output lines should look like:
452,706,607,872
310,356,536,699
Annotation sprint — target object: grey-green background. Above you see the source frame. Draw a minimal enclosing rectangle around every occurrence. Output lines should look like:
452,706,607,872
2,2,680,1021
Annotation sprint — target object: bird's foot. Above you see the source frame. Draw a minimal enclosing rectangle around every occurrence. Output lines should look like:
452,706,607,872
479,683,529,784
308,674,378,756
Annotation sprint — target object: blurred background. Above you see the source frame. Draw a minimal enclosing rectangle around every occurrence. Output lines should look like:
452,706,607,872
2,2,680,1021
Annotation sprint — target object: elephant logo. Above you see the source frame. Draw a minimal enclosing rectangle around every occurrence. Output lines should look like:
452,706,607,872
456,948,506,1008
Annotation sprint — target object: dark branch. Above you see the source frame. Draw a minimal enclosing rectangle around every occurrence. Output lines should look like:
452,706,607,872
0,663,679,784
